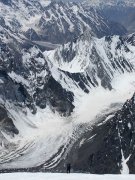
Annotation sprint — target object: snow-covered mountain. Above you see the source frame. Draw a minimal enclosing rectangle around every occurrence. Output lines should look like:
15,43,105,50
0,0,135,174
100,6,135,34
83,0,135,7
1,30,135,172
0,0,127,47
83,0,135,34
55,92,135,174
46,31,134,90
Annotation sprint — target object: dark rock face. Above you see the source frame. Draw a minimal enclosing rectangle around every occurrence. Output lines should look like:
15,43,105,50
126,33,135,46
0,105,19,141
35,76,74,116
0,41,75,115
0,0,11,5
54,94,135,174
24,29,40,41
0,106,18,134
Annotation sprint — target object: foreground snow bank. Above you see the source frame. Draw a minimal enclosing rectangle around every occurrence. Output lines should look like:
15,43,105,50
0,173,135,180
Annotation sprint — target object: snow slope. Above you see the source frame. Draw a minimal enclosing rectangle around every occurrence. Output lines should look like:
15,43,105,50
0,31,135,170
0,173,135,180
0,33,135,170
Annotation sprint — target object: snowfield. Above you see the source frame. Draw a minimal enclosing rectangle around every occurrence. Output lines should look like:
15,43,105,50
0,173,135,180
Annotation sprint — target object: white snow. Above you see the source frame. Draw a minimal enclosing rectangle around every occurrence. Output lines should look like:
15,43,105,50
46,34,135,76
1,173,135,180
0,79,4,84
117,124,131,174
86,134,96,142
98,114,115,126
34,34,135,169
8,71,29,87
4,71,134,169
120,150,131,174
45,39,92,73
0,104,74,169
1,33,135,169
128,123,132,129
79,138,86,147
0,0,135,172
59,6,75,32
39,0,51,7
73,72,135,125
